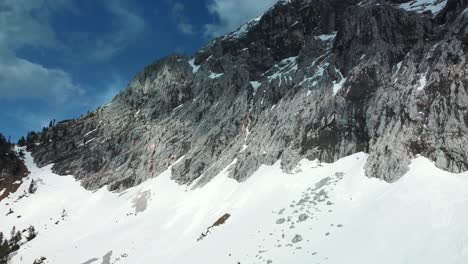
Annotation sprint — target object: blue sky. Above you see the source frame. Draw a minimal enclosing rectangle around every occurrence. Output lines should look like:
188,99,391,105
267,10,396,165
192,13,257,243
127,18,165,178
0,0,277,141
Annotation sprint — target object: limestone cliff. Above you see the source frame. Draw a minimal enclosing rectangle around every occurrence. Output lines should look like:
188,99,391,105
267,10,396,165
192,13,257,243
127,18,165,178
28,0,468,191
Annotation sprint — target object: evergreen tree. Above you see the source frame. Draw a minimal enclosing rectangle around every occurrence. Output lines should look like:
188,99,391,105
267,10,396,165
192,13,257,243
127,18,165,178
0,232,9,259
18,149,25,159
9,227,15,242
4,226,21,254
10,227,21,244
32,257,47,264
0,234,8,264
28,179,37,194
17,136,26,146
26,226,36,241
0,232,5,256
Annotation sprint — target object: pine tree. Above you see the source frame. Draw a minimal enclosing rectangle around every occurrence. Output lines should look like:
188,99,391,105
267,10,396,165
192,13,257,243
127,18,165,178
9,226,21,244
0,234,8,264
0,232,8,258
26,226,36,241
17,136,26,146
28,179,37,194
0,233,4,255
5,226,20,253
9,227,15,242
18,149,25,159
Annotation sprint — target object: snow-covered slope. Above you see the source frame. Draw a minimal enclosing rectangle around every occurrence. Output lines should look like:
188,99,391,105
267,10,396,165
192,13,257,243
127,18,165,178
2,150,468,264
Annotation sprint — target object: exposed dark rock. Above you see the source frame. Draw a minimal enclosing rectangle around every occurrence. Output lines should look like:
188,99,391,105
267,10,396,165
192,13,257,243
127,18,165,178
0,135,28,201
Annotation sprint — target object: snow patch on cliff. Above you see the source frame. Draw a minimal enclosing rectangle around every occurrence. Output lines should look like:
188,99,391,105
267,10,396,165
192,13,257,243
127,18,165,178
250,81,262,96
188,59,200,73
209,72,224,79
400,0,447,14
317,33,337,41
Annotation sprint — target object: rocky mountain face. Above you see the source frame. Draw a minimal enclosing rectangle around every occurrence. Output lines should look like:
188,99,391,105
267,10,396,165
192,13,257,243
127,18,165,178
28,0,468,191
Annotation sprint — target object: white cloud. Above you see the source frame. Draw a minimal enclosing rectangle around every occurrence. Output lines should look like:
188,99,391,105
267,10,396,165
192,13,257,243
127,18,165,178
0,0,143,100
0,51,83,102
92,74,126,108
85,0,146,61
0,0,82,101
0,0,142,138
172,2,195,35
0,0,66,49
204,0,278,37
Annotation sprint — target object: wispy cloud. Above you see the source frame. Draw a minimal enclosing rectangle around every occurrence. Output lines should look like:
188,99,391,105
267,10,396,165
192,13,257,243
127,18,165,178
0,51,83,102
171,2,195,35
0,0,142,139
204,0,278,37
0,0,144,101
85,0,146,61
0,0,81,101
0,0,69,49
90,74,127,108
6,107,55,133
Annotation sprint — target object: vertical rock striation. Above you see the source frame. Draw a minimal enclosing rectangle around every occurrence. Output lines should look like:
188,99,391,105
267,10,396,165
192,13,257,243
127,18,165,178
29,0,468,190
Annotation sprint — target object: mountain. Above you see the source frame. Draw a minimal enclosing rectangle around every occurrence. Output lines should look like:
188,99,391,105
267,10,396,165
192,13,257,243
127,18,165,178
1,0,468,263
25,0,468,192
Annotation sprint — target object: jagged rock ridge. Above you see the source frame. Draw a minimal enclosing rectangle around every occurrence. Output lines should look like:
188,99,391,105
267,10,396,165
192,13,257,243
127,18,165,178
28,0,468,191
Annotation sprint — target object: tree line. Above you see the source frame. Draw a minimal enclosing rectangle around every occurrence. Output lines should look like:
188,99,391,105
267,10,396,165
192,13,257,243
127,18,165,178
0,226,36,264
0,133,25,179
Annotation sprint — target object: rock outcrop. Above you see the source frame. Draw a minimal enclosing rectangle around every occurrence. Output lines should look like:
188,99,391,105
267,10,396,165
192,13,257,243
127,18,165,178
0,135,28,200
28,0,468,190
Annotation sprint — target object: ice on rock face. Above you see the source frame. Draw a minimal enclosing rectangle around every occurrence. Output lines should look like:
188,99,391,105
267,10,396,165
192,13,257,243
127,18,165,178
399,0,447,14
